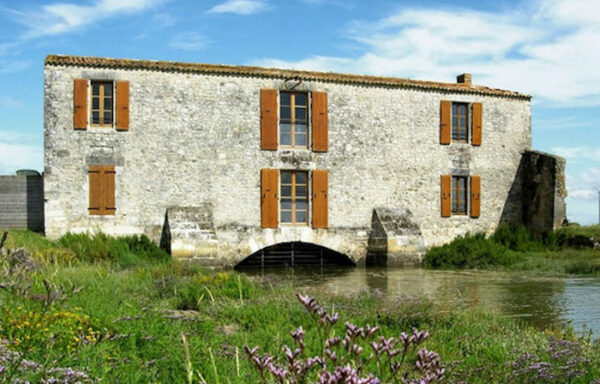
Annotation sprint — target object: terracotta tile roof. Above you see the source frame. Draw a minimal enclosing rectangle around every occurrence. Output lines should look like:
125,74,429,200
45,54,530,99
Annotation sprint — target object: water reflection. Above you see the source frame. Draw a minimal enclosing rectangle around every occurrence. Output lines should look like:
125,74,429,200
240,267,600,338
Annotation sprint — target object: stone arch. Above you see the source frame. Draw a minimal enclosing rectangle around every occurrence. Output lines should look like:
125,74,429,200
234,241,355,269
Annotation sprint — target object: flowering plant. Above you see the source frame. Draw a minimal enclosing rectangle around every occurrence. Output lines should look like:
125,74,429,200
244,293,445,383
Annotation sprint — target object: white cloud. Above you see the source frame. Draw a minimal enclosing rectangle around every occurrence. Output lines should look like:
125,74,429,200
207,0,266,15
169,33,209,51
553,146,600,161
0,61,31,74
5,0,162,38
569,189,595,201
581,167,600,184
250,0,600,105
0,131,42,174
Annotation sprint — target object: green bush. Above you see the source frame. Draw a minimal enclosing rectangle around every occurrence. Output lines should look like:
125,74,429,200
57,232,169,264
491,224,551,252
124,234,170,261
424,233,523,269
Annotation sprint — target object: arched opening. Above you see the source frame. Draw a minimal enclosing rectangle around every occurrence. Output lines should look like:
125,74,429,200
234,242,355,269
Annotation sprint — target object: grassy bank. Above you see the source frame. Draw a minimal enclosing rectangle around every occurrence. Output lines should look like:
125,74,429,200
1,230,599,382
425,225,600,275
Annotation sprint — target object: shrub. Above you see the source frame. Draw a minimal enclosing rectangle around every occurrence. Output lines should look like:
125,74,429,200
123,234,170,261
491,224,549,252
58,232,125,262
57,232,169,264
424,233,523,269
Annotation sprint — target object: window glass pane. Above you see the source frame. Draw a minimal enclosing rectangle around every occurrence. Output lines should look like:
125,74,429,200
452,103,457,115
296,172,307,184
280,106,291,120
295,186,306,197
104,84,112,96
280,93,291,106
280,123,292,134
295,133,307,147
92,112,99,124
452,116,458,129
295,94,306,106
296,200,307,210
281,199,292,210
459,104,467,115
459,202,466,213
281,211,292,223
281,171,292,184
92,98,99,109
104,112,112,124
295,107,306,121
281,186,292,197
92,83,100,96
104,98,112,109
281,133,291,146
295,124,307,133
296,210,307,223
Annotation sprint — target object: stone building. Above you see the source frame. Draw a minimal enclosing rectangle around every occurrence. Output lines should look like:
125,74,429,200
43,55,566,267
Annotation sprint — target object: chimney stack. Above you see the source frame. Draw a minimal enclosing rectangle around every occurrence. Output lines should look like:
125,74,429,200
457,73,472,85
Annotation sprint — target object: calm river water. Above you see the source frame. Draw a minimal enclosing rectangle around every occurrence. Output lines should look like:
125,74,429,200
243,268,600,338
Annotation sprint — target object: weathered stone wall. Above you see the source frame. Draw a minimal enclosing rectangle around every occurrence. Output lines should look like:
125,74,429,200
521,151,567,234
44,63,531,266
0,174,44,232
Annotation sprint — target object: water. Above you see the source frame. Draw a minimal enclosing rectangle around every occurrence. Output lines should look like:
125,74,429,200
243,267,600,338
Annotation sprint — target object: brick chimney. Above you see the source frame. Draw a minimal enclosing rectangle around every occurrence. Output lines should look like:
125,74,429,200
457,73,472,85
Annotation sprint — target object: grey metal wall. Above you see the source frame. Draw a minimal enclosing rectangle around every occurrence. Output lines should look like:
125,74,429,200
0,175,44,232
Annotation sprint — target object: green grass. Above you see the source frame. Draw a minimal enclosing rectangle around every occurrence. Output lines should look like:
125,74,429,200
1,229,169,268
425,225,600,276
0,230,599,382
556,224,600,240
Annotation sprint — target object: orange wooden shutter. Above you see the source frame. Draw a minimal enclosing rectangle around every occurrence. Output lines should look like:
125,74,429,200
88,166,102,215
441,175,451,217
261,169,279,228
104,166,116,215
440,100,451,144
260,89,278,150
116,81,130,131
312,170,328,228
472,102,482,146
88,166,116,215
470,175,481,218
311,92,328,152
74,79,88,130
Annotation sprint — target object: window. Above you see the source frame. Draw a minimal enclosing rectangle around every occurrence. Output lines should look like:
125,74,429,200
88,165,116,215
451,176,468,215
280,170,309,225
279,92,308,148
440,101,481,146
90,81,113,127
452,102,468,142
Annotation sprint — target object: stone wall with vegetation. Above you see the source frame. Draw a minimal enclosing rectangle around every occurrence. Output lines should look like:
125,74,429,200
44,62,532,266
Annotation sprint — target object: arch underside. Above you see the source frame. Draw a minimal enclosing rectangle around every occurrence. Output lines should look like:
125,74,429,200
234,241,356,269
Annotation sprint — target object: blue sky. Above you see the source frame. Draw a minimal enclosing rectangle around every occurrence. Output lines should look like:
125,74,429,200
0,0,599,224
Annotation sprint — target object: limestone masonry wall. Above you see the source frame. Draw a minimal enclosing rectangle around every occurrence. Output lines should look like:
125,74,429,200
44,61,533,266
